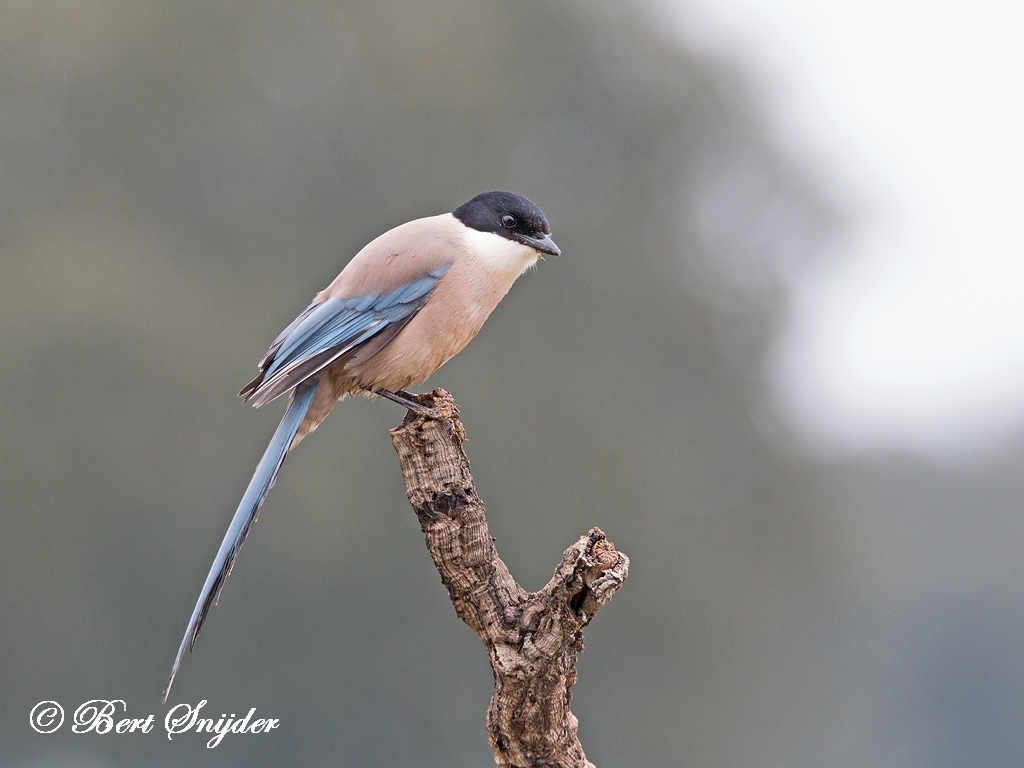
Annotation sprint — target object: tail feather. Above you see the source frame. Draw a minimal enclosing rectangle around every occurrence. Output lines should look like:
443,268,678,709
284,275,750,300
161,380,319,703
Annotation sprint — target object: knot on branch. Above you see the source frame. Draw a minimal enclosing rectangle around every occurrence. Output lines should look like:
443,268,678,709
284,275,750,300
562,528,629,623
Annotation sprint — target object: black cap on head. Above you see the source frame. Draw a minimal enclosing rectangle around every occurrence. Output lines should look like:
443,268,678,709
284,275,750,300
453,191,560,256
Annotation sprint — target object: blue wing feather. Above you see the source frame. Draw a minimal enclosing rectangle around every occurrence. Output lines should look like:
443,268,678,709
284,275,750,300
239,264,451,406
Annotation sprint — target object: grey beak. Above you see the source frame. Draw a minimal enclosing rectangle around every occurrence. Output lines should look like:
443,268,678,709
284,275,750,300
523,232,561,256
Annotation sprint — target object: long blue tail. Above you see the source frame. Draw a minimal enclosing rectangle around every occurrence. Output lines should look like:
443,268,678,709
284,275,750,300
162,380,319,702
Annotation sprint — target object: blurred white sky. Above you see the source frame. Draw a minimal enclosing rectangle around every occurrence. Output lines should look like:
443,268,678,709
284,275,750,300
647,0,1024,462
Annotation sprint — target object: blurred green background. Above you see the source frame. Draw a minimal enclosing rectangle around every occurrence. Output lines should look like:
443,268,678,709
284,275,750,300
3,1,1023,766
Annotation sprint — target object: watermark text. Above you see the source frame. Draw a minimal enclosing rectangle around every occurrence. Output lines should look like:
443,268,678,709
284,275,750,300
30,699,279,748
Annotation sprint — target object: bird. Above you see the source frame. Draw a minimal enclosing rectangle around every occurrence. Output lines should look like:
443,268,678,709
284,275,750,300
161,191,559,702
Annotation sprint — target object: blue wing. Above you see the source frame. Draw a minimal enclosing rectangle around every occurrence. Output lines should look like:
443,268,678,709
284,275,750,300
239,264,451,406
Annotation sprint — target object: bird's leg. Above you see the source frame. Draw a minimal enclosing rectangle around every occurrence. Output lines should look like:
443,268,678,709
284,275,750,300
375,388,448,424
373,389,462,436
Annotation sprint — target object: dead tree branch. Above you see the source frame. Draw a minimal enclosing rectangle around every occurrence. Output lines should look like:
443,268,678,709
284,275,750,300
389,389,629,768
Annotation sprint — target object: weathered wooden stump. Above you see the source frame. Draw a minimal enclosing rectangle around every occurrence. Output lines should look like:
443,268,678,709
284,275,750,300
390,389,629,768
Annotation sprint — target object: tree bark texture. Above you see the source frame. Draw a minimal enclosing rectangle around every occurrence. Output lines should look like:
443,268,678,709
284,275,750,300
389,389,629,768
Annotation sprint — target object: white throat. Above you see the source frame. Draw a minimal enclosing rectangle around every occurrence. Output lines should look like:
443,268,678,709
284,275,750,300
461,227,541,279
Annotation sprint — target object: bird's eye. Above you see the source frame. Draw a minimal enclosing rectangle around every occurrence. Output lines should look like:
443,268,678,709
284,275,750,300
501,214,517,228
